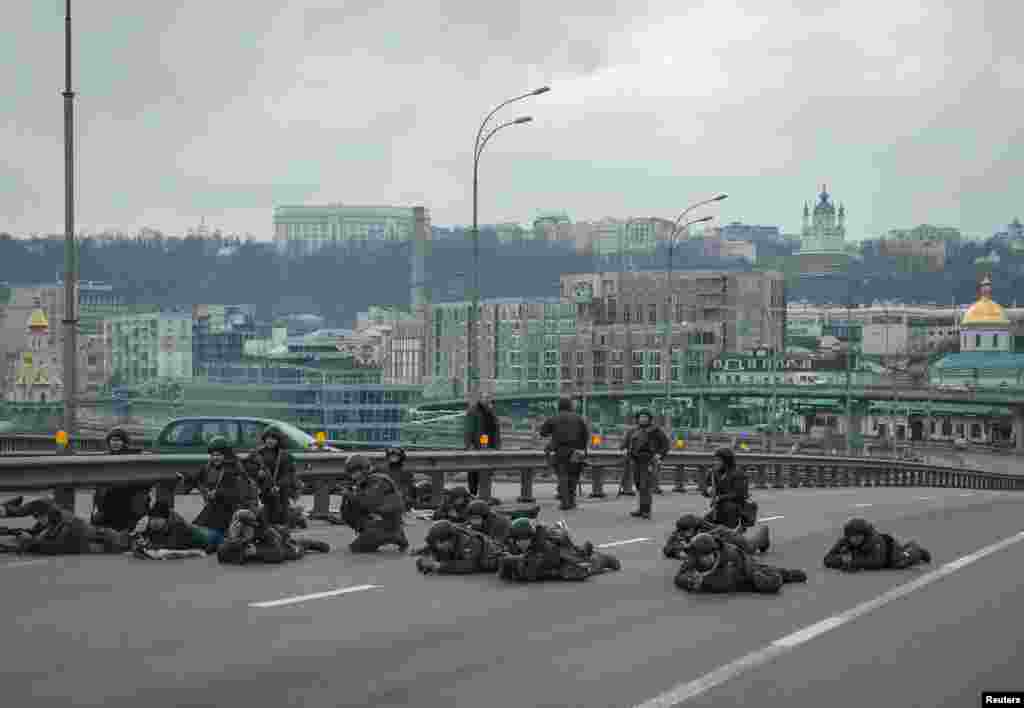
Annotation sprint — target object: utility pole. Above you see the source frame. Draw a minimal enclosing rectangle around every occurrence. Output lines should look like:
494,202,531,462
61,0,79,451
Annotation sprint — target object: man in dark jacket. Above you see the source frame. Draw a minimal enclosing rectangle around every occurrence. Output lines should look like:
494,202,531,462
244,426,299,527
180,437,259,546
675,533,807,594
0,499,91,555
90,428,152,533
217,507,330,565
702,447,755,530
338,454,409,553
620,409,671,519
824,518,932,572
464,398,501,496
539,398,591,511
415,520,504,575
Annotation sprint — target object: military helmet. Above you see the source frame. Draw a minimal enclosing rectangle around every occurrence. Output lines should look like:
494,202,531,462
713,447,736,467
345,454,372,475
261,425,287,444
447,486,471,499
234,509,260,527
546,525,570,544
689,532,719,556
426,520,457,544
384,446,407,461
207,436,232,454
676,514,704,533
105,427,130,446
509,517,535,539
635,408,653,422
843,518,873,538
465,500,491,518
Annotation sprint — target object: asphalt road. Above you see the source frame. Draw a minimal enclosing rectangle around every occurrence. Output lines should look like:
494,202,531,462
2,482,1023,708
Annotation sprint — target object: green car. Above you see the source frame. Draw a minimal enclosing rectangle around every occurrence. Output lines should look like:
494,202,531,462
151,417,339,455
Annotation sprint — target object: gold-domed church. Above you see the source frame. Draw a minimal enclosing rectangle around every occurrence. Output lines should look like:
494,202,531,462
932,274,1023,388
5,299,62,404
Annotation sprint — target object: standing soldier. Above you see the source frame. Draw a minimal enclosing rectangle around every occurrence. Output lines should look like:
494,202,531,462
381,446,412,510
246,426,299,527
464,397,501,497
538,398,591,511
620,409,671,519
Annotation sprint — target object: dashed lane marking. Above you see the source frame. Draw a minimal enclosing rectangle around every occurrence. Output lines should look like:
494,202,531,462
915,496,935,501
959,493,975,497
250,584,380,609
597,538,652,549
853,503,873,508
632,529,1024,707
759,515,785,522
0,559,49,569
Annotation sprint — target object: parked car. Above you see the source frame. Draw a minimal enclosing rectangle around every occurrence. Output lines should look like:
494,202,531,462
151,417,342,455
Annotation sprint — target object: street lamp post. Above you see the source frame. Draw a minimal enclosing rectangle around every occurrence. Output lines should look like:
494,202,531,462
61,0,79,452
661,195,727,434
468,87,549,406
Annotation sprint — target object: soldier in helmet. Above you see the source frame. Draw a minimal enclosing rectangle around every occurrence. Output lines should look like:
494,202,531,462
178,436,259,547
538,397,591,511
620,409,671,519
381,446,414,510
674,532,807,594
335,454,409,553
217,507,330,565
415,519,504,575
0,498,92,555
464,499,510,543
663,513,771,559
431,486,474,523
498,518,620,582
824,518,932,572
245,426,299,527
702,447,758,532
129,500,213,558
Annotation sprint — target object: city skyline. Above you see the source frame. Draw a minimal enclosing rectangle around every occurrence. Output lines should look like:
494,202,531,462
1,2,1022,240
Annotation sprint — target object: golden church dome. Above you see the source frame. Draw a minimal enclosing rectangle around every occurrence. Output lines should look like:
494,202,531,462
961,275,1009,327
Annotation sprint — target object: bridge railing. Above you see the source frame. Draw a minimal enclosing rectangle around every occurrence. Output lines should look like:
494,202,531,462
0,450,1020,519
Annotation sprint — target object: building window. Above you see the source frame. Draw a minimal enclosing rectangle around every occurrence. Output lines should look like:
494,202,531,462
575,366,585,380
623,304,631,323
545,366,558,380
544,350,559,365
561,351,571,365
561,366,571,379
575,351,585,364
593,365,605,380
975,334,981,348
631,351,643,364
612,350,623,363
649,366,661,381
612,366,624,381
632,365,644,380
671,366,680,381
993,334,999,348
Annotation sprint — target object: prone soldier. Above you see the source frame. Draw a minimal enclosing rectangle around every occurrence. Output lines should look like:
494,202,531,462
824,518,932,572
217,507,330,565
675,532,807,594
415,520,504,575
498,518,620,582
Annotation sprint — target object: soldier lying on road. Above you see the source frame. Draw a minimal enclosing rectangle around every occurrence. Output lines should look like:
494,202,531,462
415,520,504,575
0,498,133,555
823,518,932,572
216,507,330,565
674,532,807,594
498,518,621,582
663,513,770,559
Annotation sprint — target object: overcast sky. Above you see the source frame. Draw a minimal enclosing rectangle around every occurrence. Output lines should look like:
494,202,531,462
2,1,1021,241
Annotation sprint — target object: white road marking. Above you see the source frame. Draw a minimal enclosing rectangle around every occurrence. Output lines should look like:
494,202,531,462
0,559,49,569
597,538,652,549
759,515,785,522
632,529,1024,708
250,584,380,609
853,503,873,508
915,496,935,501
959,493,975,497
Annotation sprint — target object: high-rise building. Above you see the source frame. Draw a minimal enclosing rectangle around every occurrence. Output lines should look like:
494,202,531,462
272,204,427,256
108,312,194,385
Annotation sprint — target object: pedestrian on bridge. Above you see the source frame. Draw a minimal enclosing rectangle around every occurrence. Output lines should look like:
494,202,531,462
621,409,670,520
539,398,591,511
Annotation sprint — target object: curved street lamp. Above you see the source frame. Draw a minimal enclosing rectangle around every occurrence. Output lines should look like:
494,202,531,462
467,87,549,404
662,195,728,435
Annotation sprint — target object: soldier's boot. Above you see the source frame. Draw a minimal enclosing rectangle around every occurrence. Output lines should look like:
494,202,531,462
395,529,410,553
653,485,664,495
780,568,808,583
630,504,652,520
559,562,591,581
748,525,771,554
0,496,25,517
900,541,929,566
300,539,331,553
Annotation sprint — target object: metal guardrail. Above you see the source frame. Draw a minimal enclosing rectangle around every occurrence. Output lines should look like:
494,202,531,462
0,450,1020,519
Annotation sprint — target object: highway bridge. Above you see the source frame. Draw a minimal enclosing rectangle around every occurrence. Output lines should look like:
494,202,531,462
3,479,1023,708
